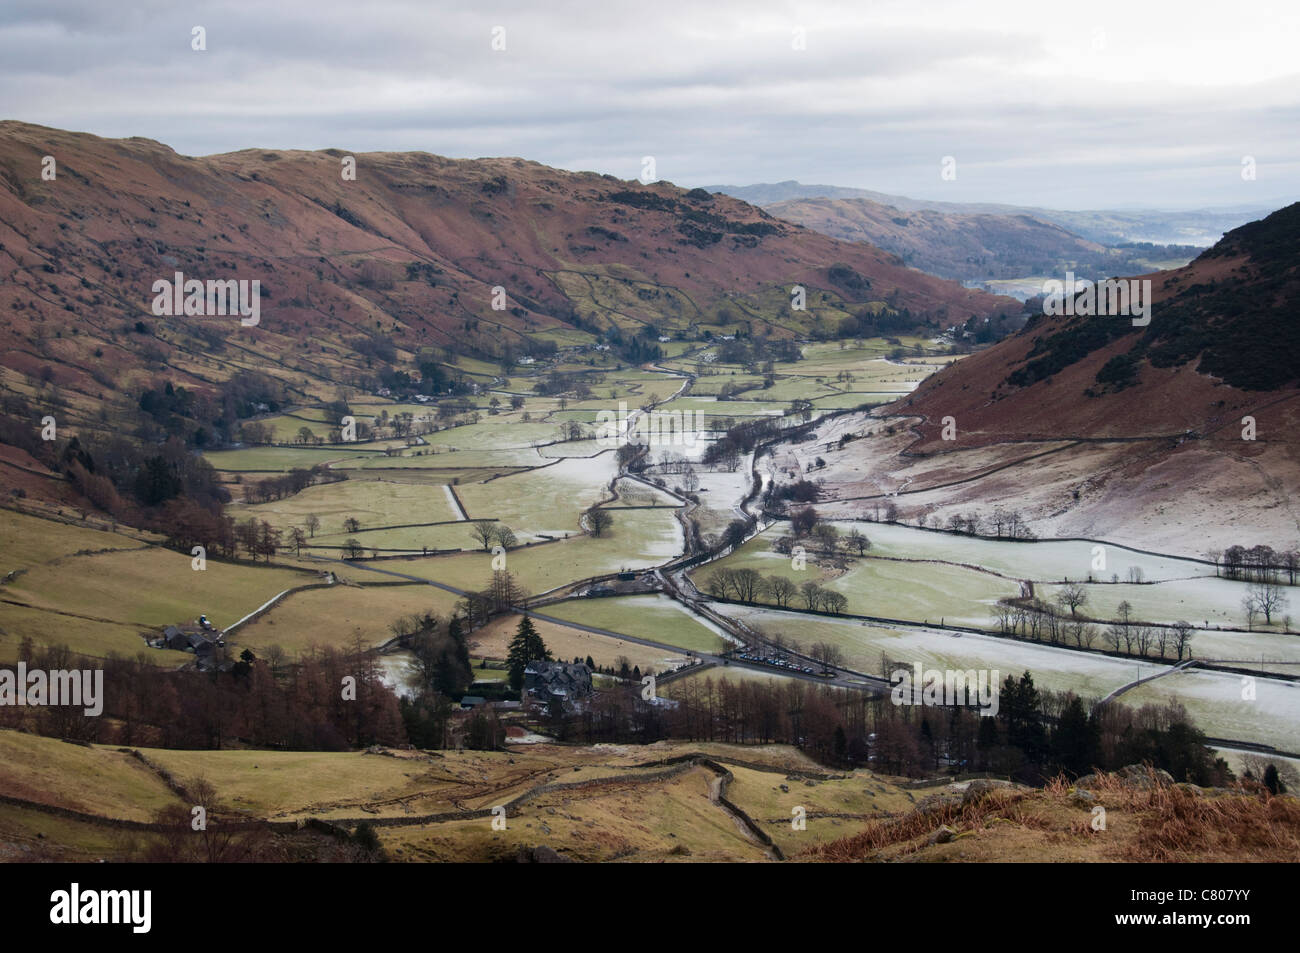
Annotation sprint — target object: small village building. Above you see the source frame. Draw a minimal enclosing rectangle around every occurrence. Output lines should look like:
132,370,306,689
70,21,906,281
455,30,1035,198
524,661,593,707
162,625,186,651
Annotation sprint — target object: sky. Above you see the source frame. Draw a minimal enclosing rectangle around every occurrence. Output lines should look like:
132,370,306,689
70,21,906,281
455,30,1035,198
1,0,1297,210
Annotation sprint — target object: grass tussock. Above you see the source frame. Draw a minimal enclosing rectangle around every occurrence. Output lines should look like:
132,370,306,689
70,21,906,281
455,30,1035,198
1080,771,1300,862
804,768,1300,862
801,787,1032,861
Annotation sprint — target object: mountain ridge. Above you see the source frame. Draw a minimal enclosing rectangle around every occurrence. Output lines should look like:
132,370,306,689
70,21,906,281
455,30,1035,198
0,121,1013,421
703,179,1278,245
791,203,1300,552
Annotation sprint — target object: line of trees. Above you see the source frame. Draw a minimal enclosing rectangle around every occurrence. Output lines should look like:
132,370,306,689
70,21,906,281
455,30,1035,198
992,597,1197,660
1210,544,1300,584
157,505,291,563
701,416,781,471
4,638,403,750
8,639,1250,793
704,568,849,614
396,611,481,749
552,669,1233,787
242,465,345,503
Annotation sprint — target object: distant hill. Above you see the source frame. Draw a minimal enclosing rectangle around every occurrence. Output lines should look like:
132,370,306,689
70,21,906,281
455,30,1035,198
0,122,1013,421
704,179,1275,247
760,196,1201,285
794,203,1300,552
955,202,1300,401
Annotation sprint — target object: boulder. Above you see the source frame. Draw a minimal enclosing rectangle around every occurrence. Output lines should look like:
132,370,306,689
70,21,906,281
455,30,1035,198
962,778,1015,804
517,845,573,863
1120,765,1175,788
926,825,958,845
1070,789,1097,808
916,792,964,815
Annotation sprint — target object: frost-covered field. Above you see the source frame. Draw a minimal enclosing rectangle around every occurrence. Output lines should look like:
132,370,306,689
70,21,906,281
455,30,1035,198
690,463,754,537
1042,576,1284,630
841,521,1213,583
696,532,1020,627
1212,747,1300,779
719,604,1298,747
814,521,1292,635
717,606,1168,700
458,454,618,539
1123,670,1300,752
1183,629,1300,674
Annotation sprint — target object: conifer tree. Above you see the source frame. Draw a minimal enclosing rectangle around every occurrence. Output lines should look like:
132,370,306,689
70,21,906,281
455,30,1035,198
507,616,551,691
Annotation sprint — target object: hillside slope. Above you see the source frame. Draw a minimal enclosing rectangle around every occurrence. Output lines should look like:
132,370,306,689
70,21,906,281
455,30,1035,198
707,179,1272,246
764,195,1137,282
0,122,1011,422
792,203,1300,552
2,730,1292,863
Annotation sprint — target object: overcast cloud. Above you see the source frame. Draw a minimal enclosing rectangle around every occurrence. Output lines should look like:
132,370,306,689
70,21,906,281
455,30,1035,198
1,0,1296,209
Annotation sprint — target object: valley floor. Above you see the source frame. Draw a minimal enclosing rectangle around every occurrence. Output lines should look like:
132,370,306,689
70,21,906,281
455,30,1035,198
3,339,1297,862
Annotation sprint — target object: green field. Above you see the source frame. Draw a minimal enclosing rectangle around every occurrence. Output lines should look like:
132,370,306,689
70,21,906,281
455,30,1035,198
229,478,460,538
4,535,315,633
309,524,475,554
204,446,384,471
0,601,190,666
456,456,618,534
365,507,685,596
542,594,731,654
229,582,462,656
0,731,182,821
0,509,321,661
0,507,141,564
694,532,1019,626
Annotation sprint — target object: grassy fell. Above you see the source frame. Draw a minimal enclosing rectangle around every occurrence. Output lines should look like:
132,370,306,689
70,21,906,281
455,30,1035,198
802,769,1300,863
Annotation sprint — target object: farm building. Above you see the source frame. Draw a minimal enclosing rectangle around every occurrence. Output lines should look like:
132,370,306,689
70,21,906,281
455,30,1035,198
524,660,593,707
159,623,226,670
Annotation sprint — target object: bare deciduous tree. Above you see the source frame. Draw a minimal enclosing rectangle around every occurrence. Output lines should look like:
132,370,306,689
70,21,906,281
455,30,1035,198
587,508,614,537
470,519,496,551
1246,581,1288,625
1056,582,1089,617
766,575,797,608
